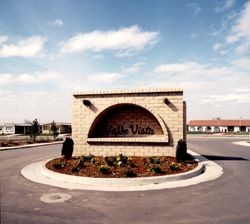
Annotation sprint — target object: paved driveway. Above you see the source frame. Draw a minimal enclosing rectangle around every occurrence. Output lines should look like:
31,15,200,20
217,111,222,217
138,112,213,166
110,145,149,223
0,137,249,224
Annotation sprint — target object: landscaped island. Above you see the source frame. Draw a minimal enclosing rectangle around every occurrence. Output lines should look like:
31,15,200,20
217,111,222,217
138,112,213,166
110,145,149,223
46,154,198,178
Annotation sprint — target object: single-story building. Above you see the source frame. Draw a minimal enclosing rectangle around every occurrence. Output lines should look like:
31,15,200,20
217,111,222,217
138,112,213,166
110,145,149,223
188,120,250,133
42,122,71,134
1,123,32,135
0,125,3,134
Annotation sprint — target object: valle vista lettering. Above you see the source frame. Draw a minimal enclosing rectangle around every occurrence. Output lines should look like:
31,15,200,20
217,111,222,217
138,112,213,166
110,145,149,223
105,124,155,136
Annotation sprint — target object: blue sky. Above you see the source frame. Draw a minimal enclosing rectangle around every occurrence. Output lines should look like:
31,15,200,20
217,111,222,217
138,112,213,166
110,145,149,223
0,0,249,123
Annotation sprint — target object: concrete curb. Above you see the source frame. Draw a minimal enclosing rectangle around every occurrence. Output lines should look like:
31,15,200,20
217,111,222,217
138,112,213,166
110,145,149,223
40,159,204,187
232,141,250,147
0,141,63,151
21,150,223,191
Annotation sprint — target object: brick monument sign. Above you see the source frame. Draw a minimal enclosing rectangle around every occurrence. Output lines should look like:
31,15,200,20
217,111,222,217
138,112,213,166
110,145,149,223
72,88,186,156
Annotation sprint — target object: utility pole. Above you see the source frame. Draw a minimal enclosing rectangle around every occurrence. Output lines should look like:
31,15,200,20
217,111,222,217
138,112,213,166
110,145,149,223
248,128,250,142
239,117,242,133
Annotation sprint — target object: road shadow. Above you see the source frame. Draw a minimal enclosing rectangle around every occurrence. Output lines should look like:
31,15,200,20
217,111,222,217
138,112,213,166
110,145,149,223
202,154,248,161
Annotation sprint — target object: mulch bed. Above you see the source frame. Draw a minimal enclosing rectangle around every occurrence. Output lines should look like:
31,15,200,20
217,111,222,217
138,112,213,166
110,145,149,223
46,155,198,178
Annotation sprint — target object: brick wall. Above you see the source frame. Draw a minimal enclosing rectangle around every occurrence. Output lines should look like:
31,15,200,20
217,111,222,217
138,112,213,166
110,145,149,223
72,89,185,156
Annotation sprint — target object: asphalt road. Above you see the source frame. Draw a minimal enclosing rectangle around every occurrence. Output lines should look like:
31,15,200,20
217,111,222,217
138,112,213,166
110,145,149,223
0,137,249,224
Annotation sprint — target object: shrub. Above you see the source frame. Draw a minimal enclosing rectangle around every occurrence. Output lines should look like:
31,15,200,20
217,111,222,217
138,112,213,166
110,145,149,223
128,161,136,168
116,154,128,166
78,157,86,167
61,138,74,159
99,165,110,174
176,139,187,162
169,162,179,171
71,166,79,173
78,154,93,166
150,166,163,174
105,157,116,166
149,156,161,164
53,163,62,169
125,170,137,177
91,158,96,164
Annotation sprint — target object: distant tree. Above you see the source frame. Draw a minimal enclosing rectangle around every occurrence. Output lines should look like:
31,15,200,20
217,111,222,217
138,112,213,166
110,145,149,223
213,117,221,120
30,118,39,142
24,119,31,124
51,120,59,140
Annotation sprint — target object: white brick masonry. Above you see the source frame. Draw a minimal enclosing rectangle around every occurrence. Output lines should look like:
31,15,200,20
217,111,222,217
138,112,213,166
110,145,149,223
72,88,186,156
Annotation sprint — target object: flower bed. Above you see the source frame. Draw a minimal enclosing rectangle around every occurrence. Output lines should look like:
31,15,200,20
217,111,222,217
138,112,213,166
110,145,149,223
46,154,198,178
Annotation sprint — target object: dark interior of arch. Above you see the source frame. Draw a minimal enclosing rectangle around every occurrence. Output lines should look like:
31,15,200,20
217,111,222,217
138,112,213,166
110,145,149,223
88,104,164,138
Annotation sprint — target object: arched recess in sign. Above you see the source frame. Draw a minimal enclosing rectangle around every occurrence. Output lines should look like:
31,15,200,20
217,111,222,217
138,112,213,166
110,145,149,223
88,103,168,139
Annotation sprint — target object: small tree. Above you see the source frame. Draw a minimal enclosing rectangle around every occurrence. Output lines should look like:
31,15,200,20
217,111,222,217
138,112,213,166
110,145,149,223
30,118,39,143
51,120,59,140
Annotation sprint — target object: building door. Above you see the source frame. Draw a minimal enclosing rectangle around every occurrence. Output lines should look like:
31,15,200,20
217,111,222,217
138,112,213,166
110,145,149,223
240,126,246,132
228,126,234,132
206,126,211,133
214,126,220,133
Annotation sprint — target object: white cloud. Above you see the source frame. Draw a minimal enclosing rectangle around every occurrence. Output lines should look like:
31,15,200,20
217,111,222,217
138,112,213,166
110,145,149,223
121,62,145,74
60,25,158,56
0,90,71,123
232,57,250,71
86,72,123,83
49,19,64,27
0,74,12,85
92,54,105,59
200,93,250,104
227,2,250,44
151,61,250,102
215,0,235,12
154,62,202,73
0,36,8,44
148,60,250,120
0,36,47,58
215,1,250,55
209,20,228,37
0,71,60,85
212,42,232,55
213,43,222,51
190,33,198,39
234,41,250,54
187,3,202,15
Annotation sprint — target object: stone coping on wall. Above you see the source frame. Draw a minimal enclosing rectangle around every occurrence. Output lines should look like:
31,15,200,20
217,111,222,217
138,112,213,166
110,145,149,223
87,137,169,143
73,88,183,97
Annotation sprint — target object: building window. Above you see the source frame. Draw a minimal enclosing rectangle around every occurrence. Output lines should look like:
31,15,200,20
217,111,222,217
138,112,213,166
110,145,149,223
197,126,203,132
206,126,211,132
189,127,195,132
6,126,13,132
240,126,246,132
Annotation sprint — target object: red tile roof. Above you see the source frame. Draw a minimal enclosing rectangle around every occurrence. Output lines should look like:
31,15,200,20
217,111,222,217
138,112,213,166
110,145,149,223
188,120,250,126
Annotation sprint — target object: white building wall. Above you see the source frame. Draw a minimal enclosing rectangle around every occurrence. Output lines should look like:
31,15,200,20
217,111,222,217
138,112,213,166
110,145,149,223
234,126,240,132
188,124,250,133
3,125,15,134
